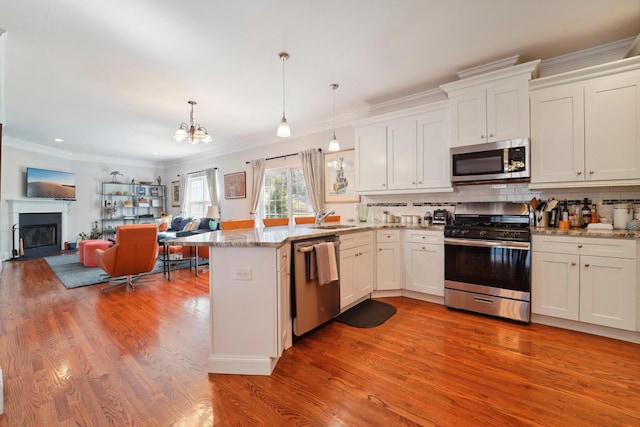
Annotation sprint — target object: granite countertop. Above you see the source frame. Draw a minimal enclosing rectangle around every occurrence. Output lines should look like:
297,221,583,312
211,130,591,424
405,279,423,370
531,226,640,239
164,222,445,248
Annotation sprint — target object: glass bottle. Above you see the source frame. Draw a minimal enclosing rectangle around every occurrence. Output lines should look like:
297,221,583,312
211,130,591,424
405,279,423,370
590,204,599,223
581,198,591,227
561,199,569,221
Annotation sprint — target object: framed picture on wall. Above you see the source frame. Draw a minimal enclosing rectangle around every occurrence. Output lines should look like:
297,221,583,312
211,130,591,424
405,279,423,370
170,181,180,207
324,149,360,203
224,172,246,199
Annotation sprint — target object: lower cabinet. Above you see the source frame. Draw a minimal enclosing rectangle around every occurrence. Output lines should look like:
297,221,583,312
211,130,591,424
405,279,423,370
403,230,444,296
532,235,637,331
376,229,403,290
277,244,291,353
340,231,374,309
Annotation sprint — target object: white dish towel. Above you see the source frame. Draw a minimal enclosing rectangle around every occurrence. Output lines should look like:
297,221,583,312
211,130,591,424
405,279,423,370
313,242,339,285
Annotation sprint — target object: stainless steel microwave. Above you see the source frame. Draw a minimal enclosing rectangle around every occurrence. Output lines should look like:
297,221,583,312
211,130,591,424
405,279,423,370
450,138,530,183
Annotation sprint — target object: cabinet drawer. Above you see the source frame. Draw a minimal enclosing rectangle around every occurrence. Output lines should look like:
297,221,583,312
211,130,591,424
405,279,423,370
376,229,401,243
340,231,374,249
404,230,443,244
532,235,636,259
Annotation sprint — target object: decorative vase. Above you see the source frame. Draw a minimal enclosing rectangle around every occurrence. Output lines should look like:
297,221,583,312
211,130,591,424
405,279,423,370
209,220,218,230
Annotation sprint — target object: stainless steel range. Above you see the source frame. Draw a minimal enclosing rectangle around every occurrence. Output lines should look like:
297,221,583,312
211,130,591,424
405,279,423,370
444,202,531,322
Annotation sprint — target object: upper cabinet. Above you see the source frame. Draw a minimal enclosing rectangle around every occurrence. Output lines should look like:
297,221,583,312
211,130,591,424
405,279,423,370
440,60,540,148
530,56,640,188
355,103,452,195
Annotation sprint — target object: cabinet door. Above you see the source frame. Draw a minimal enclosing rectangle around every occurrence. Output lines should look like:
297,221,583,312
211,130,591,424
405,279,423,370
387,117,418,190
530,85,585,183
416,109,451,189
376,242,402,290
277,245,291,353
486,78,530,142
404,242,444,296
355,244,374,297
355,123,388,192
585,72,640,181
339,246,357,309
450,90,487,147
579,255,636,331
531,252,580,320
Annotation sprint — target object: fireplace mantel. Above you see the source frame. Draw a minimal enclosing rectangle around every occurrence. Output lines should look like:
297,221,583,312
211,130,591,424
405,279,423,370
8,199,70,253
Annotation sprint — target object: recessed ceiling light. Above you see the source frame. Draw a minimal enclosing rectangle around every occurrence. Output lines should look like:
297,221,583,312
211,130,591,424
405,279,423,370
153,152,159,155
54,138,63,143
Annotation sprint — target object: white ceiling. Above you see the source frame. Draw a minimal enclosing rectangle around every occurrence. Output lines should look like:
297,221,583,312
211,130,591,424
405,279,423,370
1,0,639,164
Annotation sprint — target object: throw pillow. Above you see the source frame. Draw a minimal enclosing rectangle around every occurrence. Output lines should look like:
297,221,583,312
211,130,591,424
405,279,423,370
191,218,201,230
158,221,169,231
178,217,193,231
171,216,183,231
198,218,212,230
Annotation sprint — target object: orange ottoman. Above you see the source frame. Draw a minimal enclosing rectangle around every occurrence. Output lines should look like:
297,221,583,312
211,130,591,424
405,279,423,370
78,240,90,264
82,240,112,267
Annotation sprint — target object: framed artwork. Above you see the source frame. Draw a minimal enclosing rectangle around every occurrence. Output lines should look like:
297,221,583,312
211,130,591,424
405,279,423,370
170,181,180,207
324,149,360,203
224,171,246,199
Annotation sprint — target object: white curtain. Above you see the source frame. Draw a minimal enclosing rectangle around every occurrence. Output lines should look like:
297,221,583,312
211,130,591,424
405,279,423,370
179,173,188,216
249,158,266,218
205,167,219,209
299,148,323,213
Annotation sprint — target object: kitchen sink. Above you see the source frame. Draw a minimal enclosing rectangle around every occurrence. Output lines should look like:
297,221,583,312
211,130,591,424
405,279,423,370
310,224,358,229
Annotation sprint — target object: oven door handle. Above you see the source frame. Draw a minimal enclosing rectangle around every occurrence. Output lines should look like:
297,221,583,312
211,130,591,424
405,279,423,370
444,238,530,250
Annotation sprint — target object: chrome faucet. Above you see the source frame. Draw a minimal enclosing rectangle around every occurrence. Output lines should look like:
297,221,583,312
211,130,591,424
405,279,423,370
315,208,335,225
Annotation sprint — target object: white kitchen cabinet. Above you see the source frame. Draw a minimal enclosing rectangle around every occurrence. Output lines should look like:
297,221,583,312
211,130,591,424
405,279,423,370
340,231,374,309
355,123,388,192
277,244,291,353
441,60,539,148
530,56,640,187
404,230,444,296
532,235,637,331
355,104,452,194
375,229,403,291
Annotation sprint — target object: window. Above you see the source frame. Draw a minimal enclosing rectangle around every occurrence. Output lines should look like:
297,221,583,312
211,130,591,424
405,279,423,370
263,167,314,220
185,174,211,218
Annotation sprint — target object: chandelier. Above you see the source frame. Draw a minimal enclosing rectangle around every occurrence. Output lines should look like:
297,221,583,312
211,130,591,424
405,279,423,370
173,100,212,144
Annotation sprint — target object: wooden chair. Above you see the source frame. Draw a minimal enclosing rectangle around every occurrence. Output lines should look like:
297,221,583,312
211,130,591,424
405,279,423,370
294,215,340,224
220,219,255,230
263,218,289,227
95,224,159,291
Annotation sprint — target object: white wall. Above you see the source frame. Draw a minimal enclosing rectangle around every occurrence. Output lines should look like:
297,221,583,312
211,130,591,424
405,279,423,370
1,140,163,260
164,125,357,223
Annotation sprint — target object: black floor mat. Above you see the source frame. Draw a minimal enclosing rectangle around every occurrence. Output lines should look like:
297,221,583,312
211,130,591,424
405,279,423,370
334,299,396,328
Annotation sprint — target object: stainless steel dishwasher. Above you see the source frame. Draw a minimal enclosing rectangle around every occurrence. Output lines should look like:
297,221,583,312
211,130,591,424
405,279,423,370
292,236,340,337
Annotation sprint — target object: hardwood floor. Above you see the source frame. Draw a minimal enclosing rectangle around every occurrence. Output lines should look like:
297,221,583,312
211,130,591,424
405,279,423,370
1,258,639,426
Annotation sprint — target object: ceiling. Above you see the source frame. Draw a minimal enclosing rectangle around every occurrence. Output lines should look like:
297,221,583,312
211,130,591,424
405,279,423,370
1,0,639,164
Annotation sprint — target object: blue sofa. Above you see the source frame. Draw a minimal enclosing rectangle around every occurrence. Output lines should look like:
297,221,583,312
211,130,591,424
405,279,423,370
157,216,220,242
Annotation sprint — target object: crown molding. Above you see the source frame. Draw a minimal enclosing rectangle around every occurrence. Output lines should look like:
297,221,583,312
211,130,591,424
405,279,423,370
4,136,161,168
539,37,635,77
456,55,521,79
440,59,541,95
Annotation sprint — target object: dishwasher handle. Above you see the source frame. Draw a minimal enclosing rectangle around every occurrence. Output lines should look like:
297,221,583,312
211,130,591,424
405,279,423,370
297,241,340,253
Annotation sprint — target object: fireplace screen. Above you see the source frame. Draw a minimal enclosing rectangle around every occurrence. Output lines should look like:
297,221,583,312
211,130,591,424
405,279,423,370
22,224,57,249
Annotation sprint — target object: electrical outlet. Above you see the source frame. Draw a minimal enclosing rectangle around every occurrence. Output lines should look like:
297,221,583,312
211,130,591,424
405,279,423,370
233,269,252,280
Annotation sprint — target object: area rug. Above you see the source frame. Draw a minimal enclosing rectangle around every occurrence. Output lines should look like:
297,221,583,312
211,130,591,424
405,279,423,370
44,253,205,289
334,299,397,328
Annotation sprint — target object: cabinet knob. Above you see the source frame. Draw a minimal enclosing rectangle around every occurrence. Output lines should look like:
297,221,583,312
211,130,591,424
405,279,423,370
412,182,416,185
489,133,494,138
378,248,382,251
382,183,386,187
571,262,577,266
577,171,583,175
589,171,595,175
480,135,485,139
418,181,423,184
422,246,426,250
584,264,590,268
577,244,583,249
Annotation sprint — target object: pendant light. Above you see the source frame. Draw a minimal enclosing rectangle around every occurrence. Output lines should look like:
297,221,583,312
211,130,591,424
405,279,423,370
277,52,291,137
328,83,340,152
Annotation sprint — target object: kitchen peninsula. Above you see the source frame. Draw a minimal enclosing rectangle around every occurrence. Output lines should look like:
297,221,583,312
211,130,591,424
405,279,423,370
166,222,436,375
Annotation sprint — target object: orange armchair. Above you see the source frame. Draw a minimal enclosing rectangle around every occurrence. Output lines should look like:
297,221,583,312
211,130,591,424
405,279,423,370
96,224,159,290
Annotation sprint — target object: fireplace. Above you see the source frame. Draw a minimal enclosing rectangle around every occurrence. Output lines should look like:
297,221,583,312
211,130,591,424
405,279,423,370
19,213,62,258
8,199,69,261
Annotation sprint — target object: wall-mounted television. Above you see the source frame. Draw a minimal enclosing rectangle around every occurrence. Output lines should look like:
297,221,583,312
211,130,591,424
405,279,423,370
26,167,77,200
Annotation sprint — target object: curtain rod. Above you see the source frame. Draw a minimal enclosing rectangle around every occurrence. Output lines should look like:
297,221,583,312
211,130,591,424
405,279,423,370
245,148,321,165
178,167,218,177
